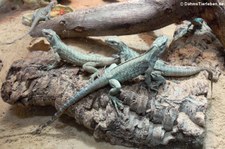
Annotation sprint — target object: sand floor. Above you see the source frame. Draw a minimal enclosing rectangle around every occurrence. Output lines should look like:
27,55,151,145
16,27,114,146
0,0,225,148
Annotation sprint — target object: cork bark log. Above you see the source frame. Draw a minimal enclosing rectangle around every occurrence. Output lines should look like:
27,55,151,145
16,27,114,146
30,0,225,47
1,16,223,148
1,49,210,148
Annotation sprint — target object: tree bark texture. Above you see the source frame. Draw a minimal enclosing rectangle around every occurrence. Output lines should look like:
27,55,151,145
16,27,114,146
1,21,223,148
29,0,225,47
1,50,209,148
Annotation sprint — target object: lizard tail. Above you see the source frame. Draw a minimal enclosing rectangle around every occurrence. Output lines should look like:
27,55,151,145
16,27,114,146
3,32,29,45
204,68,214,97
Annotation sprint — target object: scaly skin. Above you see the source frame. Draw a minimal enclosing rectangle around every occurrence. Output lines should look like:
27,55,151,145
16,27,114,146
5,1,56,44
33,35,168,134
173,17,204,40
105,37,215,79
105,37,139,62
151,59,215,94
154,60,213,78
42,29,119,79
105,37,216,92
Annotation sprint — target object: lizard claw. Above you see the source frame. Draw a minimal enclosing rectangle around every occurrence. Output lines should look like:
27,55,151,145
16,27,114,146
32,129,41,135
89,70,105,82
31,125,44,135
112,54,120,59
89,77,95,83
89,73,98,83
39,64,54,71
109,95,124,117
39,65,49,71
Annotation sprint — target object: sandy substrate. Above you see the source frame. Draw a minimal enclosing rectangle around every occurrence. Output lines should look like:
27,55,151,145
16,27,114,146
0,0,225,148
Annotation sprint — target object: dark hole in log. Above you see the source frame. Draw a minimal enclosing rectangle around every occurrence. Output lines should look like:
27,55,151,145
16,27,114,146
58,0,71,5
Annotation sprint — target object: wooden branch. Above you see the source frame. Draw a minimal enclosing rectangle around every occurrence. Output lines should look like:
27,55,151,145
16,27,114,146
201,0,225,47
29,0,225,47
30,0,202,37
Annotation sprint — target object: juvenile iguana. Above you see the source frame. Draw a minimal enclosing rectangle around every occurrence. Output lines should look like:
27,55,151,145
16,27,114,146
105,37,217,91
42,29,119,80
173,17,204,40
5,1,56,45
33,35,169,134
105,37,139,63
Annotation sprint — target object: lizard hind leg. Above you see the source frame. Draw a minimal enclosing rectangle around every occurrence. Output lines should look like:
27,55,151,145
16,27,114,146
150,71,166,91
145,68,166,93
108,79,124,116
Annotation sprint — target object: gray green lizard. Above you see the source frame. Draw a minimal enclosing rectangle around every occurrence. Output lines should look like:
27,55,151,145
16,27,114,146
33,35,168,134
173,18,204,40
42,29,120,80
105,36,217,91
105,37,139,63
5,1,56,44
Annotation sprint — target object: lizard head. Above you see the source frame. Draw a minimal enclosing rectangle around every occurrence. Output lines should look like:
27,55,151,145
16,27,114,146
105,37,125,51
191,18,204,27
145,35,168,65
42,29,60,44
151,35,168,55
49,1,57,8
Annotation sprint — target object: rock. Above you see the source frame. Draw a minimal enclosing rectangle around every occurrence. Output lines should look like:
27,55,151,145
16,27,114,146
177,112,204,137
0,0,23,12
22,12,33,26
28,37,50,51
22,0,50,9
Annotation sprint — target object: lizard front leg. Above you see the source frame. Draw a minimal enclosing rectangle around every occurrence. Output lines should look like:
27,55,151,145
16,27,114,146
117,52,126,63
108,79,123,116
45,48,61,70
120,56,126,63
44,13,51,21
46,11,52,21
83,62,100,81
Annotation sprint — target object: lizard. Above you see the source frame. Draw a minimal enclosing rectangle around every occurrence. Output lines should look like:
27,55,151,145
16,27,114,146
104,36,217,92
190,18,204,30
4,1,56,45
105,37,139,63
173,17,204,40
42,29,120,80
33,35,169,134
